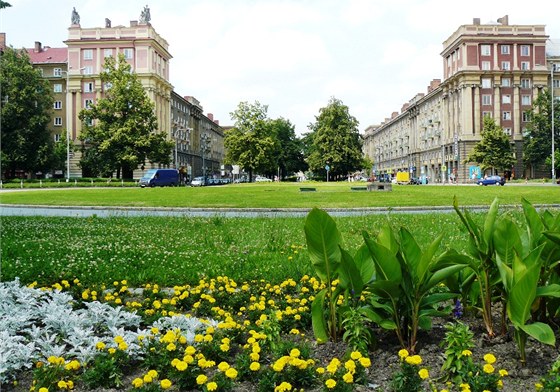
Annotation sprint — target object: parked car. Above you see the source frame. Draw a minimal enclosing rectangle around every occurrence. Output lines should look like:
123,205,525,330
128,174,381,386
190,176,206,187
139,169,179,187
409,177,429,185
255,176,272,182
477,175,505,186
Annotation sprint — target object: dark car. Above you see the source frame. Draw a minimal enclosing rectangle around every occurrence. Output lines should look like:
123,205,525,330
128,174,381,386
477,175,505,186
409,177,428,185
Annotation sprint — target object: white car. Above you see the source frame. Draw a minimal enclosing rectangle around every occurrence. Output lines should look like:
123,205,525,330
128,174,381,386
190,177,205,186
255,176,272,182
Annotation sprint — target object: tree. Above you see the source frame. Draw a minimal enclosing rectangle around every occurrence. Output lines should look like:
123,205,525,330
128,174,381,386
78,54,173,179
306,97,364,179
0,47,54,178
466,116,516,174
267,117,307,179
523,89,560,177
225,101,279,182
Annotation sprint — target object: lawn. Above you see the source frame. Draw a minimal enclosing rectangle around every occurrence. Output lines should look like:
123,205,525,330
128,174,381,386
1,182,558,208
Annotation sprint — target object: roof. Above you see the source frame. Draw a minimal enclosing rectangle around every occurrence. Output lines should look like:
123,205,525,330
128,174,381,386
26,47,67,64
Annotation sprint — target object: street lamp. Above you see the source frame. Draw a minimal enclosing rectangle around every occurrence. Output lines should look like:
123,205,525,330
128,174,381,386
201,133,210,184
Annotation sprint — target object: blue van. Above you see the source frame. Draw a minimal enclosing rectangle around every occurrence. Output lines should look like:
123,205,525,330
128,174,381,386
139,169,179,187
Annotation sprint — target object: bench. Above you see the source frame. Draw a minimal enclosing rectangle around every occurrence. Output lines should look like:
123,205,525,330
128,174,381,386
367,182,393,192
351,186,368,191
299,187,317,192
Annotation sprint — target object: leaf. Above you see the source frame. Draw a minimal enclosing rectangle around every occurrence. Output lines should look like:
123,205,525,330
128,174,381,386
360,308,397,330
416,233,443,285
399,228,422,283
354,244,375,284
311,289,329,343
304,208,342,283
363,237,402,282
519,322,556,346
424,264,467,292
536,284,560,298
338,247,364,297
482,198,499,248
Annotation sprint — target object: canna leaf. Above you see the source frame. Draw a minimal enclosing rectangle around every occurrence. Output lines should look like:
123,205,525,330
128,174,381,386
519,322,556,346
311,289,329,344
304,208,342,284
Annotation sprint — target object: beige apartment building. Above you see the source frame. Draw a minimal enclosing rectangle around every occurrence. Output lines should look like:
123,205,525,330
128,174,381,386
24,6,225,179
363,16,559,182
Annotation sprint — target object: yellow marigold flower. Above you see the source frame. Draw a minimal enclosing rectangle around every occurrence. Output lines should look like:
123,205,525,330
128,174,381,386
350,351,362,360
132,378,144,388
343,372,354,383
218,362,230,372
325,379,337,389
398,349,409,359
185,346,196,355
95,342,106,350
118,341,128,351
220,343,229,352
459,383,471,392
194,334,204,343
196,374,208,385
497,379,503,388
483,363,495,374
66,380,74,389
108,348,116,355
166,343,176,351
499,369,508,377
114,336,124,344
274,381,293,392
535,382,544,391
176,360,188,371
441,390,449,392
38,388,49,392
461,349,472,357
207,382,218,391
150,327,159,335
250,352,260,361
143,375,153,384
345,359,356,372
289,348,301,358
160,379,172,390
359,357,372,368
418,368,429,379
289,328,300,335
57,380,68,389
405,355,422,366
316,367,325,374
147,370,158,379
65,360,80,371
225,368,238,379
47,356,58,364
250,362,260,371
483,353,496,364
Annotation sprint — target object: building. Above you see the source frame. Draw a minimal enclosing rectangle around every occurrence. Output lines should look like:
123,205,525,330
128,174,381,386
24,6,225,179
363,16,559,182
170,92,225,182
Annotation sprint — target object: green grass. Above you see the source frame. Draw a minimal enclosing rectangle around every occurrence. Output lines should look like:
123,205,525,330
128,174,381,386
1,182,558,208
1,213,483,287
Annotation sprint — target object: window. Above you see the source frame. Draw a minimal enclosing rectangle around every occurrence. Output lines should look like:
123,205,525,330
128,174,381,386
502,111,511,120
521,79,531,89
481,78,492,88
482,61,491,70
483,111,493,118
54,133,61,142
522,95,531,105
104,48,112,58
84,99,93,109
53,68,62,77
502,95,511,104
83,49,93,60
521,62,530,70
553,79,560,88
481,44,491,56
501,45,510,54
54,84,62,93
54,101,62,109
502,78,511,87
123,48,133,59
84,82,94,92
504,128,512,136
83,66,93,75
501,61,510,71
520,45,530,56
482,95,492,105
522,112,530,122
54,117,62,126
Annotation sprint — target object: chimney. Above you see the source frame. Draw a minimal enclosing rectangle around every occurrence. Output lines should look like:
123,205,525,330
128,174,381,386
34,41,42,52
401,103,410,112
497,15,509,25
207,113,214,121
473,18,481,25
428,79,441,93
130,20,138,27
214,120,219,125
391,111,398,119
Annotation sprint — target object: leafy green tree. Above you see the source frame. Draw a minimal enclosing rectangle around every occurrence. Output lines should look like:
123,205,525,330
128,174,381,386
0,47,54,178
466,117,516,175
306,97,364,180
523,89,560,177
267,117,307,179
78,54,173,179
225,101,279,182
0,1,11,9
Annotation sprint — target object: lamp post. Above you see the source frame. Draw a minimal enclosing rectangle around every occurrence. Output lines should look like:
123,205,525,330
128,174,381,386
201,133,210,184
552,62,556,184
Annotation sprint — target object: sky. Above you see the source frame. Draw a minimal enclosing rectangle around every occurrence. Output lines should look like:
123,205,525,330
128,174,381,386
2,0,560,134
